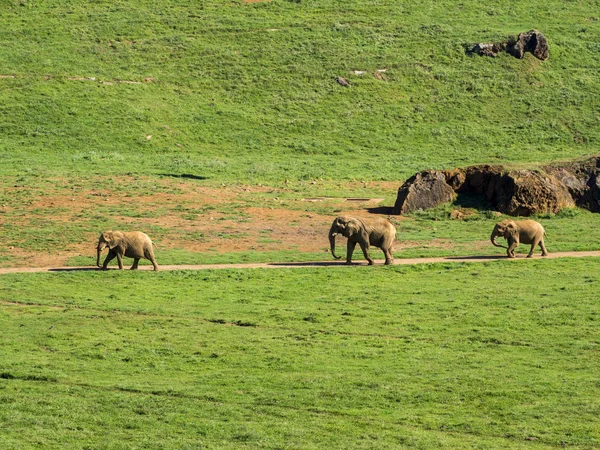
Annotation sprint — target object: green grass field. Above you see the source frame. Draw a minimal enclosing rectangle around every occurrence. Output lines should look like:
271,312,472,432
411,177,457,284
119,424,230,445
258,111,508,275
2,0,600,447
1,0,599,182
1,260,600,448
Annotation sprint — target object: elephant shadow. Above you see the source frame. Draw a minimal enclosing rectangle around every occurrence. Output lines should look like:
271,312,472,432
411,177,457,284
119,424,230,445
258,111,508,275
444,255,506,261
268,261,351,267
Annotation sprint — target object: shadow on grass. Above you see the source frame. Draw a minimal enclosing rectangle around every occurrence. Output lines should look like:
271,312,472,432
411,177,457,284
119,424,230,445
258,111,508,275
365,194,496,217
160,173,208,181
444,255,505,261
267,261,360,267
453,193,495,211
49,267,102,272
366,206,395,215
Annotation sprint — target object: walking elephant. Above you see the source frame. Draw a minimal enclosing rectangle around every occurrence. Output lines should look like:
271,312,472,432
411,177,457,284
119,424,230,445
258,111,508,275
96,231,159,271
329,216,396,265
490,219,548,258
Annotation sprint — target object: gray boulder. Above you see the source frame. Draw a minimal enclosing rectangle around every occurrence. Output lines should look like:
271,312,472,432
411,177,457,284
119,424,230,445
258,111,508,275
393,171,456,214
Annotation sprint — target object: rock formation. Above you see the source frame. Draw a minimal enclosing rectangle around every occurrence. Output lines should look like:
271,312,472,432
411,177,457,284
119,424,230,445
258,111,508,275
506,30,549,61
547,157,600,212
468,29,549,61
467,43,504,58
394,156,600,216
394,171,456,215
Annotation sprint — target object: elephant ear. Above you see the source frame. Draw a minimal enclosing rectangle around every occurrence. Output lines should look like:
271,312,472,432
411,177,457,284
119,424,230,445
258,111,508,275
334,217,351,236
345,219,360,237
103,231,120,250
504,221,519,239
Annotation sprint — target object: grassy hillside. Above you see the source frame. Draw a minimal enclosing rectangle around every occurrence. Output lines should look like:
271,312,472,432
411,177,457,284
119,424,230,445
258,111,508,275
2,2,600,448
1,0,599,182
1,260,599,448
2,0,600,267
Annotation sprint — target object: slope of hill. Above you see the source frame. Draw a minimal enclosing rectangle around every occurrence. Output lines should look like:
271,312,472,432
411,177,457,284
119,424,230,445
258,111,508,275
1,0,598,182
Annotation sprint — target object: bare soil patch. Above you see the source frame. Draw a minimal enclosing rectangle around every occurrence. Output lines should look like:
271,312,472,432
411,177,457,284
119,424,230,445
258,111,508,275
0,177,401,267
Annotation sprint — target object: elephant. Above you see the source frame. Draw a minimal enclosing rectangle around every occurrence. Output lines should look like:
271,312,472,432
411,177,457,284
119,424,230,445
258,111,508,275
490,219,548,258
96,231,159,271
329,216,396,265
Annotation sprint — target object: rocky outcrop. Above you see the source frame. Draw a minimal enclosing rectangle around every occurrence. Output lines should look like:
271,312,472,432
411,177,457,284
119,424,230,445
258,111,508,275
394,171,456,215
467,43,504,58
394,156,600,216
468,30,549,61
506,30,549,61
544,157,600,212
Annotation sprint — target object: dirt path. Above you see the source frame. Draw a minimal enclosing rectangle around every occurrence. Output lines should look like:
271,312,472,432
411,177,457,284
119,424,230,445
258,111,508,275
1,251,599,275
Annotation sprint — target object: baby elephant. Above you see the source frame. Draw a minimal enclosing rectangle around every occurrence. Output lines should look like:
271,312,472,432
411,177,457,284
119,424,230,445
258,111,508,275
490,219,548,258
96,231,159,271
329,216,396,265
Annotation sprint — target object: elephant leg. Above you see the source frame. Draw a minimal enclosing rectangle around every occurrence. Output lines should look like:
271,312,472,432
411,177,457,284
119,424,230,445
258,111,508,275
145,249,159,271
131,258,140,270
539,239,548,257
359,241,374,265
116,253,124,270
346,240,357,264
383,246,394,265
102,251,117,270
507,241,518,258
528,236,547,258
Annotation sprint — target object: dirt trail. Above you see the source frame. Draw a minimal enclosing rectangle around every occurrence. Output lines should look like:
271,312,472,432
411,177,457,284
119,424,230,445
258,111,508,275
1,251,599,275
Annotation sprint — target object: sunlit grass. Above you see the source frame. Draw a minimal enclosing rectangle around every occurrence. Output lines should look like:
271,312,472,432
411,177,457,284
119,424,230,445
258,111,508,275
1,259,599,448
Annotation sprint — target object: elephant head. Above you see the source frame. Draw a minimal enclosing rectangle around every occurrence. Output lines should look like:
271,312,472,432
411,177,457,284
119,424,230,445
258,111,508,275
329,217,360,259
96,231,119,267
490,220,514,249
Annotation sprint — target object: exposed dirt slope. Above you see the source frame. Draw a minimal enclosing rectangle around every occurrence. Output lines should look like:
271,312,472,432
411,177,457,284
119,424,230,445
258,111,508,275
0,177,401,268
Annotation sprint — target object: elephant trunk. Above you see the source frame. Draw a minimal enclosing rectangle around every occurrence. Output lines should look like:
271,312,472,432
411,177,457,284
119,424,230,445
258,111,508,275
96,246,103,267
490,231,508,249
329,228,342,260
